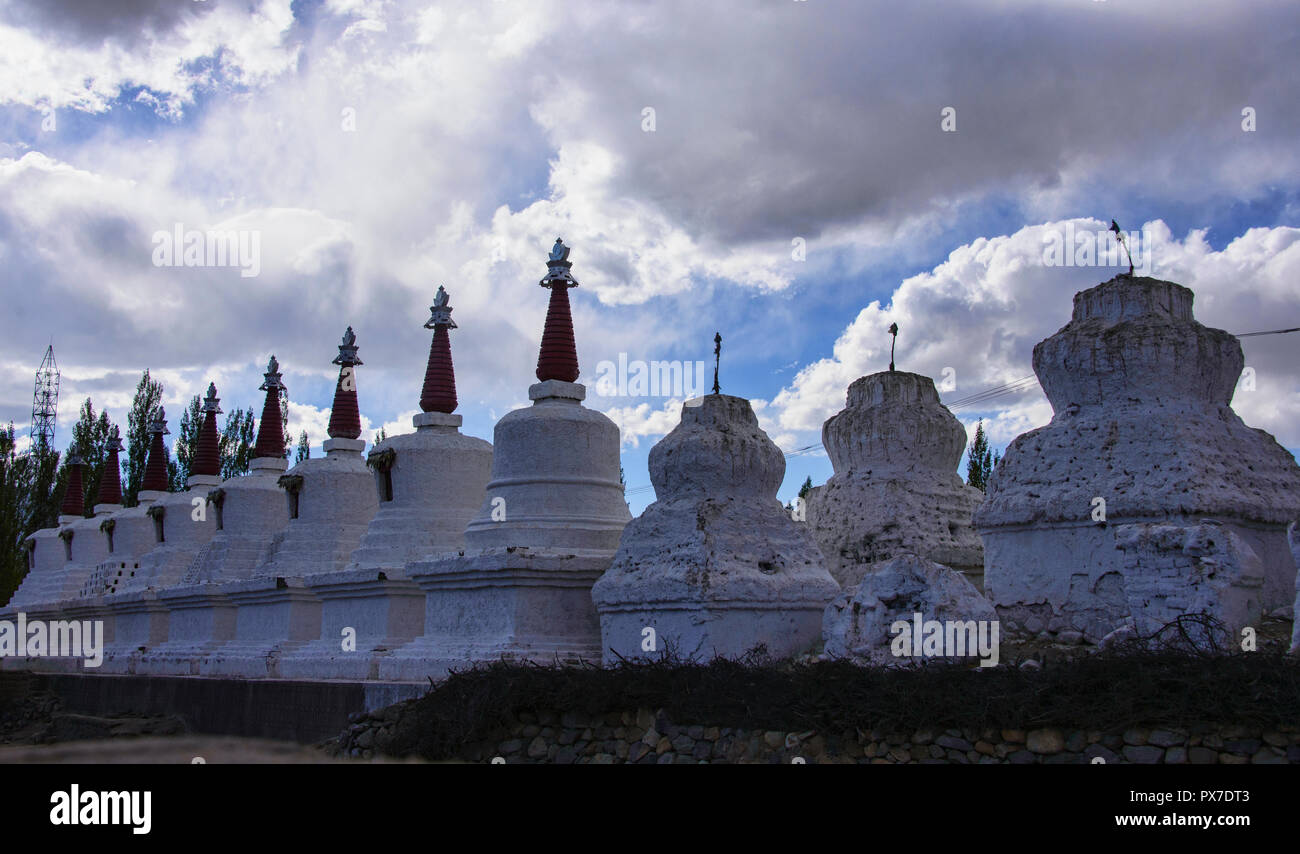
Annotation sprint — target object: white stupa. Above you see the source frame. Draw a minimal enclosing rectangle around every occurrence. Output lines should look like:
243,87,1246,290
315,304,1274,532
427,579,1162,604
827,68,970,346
593,391,839,663
1,450,93,672
8,451,88,613
49,431,124,604
198,329,377,678
95,408,183,673
126,384,224,593
806,369,985,589
976,276,1300,642
281,288,493,680
257,327,378,579
381,239,631,681
181,357,292,585
138,359,293,676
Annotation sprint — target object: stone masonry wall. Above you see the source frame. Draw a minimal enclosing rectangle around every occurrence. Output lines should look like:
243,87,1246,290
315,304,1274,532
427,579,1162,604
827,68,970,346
335,706,1300,764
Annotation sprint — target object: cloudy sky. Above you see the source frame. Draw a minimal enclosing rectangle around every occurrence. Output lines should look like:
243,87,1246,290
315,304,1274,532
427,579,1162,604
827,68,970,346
1,0,1297,513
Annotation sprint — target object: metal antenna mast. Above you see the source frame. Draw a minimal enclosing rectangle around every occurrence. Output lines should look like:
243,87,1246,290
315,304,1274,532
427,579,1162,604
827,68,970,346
31,344,59,451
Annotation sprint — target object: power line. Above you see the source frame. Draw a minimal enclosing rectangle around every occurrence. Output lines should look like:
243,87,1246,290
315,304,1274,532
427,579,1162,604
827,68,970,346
1237,327,1300,337
945,375,1039,410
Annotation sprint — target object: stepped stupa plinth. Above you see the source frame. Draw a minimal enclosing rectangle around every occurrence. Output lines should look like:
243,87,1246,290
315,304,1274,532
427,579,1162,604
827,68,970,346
592,392,839,663
976,275,1300,642
281,288,493,680
381,239,631,681
806,369,985,589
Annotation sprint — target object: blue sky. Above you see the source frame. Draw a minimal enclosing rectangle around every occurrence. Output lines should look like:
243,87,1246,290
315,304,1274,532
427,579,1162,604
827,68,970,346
1,0,1297,517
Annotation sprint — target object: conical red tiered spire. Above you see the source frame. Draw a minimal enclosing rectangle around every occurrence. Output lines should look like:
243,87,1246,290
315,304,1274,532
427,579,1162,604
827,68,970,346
60,450,85,517
192,382,222,477
140,408,171,493
96,428,124,506
254,356,287,459
536,238,580,383
420,286,458,414
328,327,363,440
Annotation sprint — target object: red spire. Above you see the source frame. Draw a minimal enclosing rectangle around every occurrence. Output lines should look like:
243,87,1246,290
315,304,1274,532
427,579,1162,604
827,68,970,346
192,382,222,477
60,452,84,516
420,286,458,414
95,429,124,506
536,238,580,383
254,356,287,459
140,408,171,493
328,326,363,440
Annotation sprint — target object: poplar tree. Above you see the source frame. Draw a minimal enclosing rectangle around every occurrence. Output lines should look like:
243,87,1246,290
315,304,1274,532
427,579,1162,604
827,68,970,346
123,370,165,505
219,407,256,479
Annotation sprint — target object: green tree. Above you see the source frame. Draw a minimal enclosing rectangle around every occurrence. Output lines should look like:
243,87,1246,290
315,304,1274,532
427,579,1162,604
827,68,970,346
123,370,165,506
219,407,256,479
61,398,115,516
966,420,1001,492
172,394,203,488
280,389,292,460
0,425,30,603
0,425,64,605
294,430,310,463
798,476,813,500
26,435,62,533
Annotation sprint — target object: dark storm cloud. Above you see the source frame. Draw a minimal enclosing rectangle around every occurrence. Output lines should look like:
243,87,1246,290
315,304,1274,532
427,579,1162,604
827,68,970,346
555,0,1300,244
1,0,213,46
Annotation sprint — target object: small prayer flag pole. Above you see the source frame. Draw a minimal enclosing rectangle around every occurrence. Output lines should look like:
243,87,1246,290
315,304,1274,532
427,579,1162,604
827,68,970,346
1110,219,1134,276
888,323,899,372
712,332,722,394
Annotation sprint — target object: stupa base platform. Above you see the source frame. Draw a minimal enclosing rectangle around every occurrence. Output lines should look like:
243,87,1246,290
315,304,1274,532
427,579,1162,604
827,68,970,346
133,585,237,676
192,578,322,678
276,570,426,680
97,591,168,675
596,599,829,665
377,548,609,682
983,516,1288,641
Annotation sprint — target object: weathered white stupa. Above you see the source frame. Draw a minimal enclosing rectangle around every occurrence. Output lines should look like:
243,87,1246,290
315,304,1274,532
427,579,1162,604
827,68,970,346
198,330,378,677
806,370,985,589
592,392,839,663
281,289,493,680
976,276,1300,641
135,360,293,675
822,553,998,666
380,239,631,681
